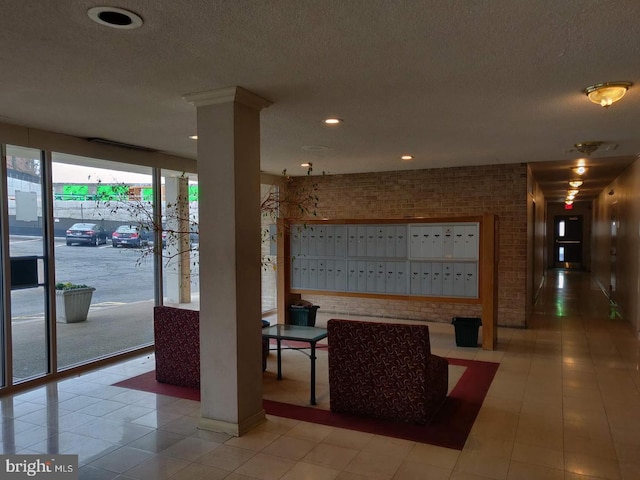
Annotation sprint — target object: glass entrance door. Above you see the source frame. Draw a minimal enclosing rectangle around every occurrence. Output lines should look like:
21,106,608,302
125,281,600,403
4,145,50,383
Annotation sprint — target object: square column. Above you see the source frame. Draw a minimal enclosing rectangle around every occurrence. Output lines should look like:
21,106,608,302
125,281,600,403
184,87,272,435
164,175,191,304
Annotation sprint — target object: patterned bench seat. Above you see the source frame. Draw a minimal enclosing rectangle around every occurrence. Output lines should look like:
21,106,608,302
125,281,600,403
327,318,448,424
154,306,269,389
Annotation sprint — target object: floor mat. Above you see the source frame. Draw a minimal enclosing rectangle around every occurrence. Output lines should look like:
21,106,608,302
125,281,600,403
113,357,498,450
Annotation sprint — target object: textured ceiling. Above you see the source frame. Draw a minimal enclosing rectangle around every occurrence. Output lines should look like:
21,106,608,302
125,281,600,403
0,1,638,201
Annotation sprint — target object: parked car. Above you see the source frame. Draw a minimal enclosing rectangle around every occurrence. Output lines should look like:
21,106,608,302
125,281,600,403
190,225,199,245
65,223,108,246
111,224,149,248
161,225,198,249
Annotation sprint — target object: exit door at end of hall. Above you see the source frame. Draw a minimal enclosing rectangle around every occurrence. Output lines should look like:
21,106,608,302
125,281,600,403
554,215,583,269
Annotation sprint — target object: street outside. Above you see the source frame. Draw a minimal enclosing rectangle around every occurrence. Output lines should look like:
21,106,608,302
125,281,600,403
7,235,199,381
9,235,199,319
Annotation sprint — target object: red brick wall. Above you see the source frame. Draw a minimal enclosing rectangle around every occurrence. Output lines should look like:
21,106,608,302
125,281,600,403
286,163,528,327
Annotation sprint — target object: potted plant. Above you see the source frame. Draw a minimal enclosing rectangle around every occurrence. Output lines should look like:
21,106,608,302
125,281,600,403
55,282,96,323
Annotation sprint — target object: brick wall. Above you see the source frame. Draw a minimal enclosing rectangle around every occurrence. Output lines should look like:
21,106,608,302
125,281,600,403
285,163,528,327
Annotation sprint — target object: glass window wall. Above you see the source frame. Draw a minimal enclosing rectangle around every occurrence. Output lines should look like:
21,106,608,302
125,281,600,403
52,155,156,369
1,142,275,390
5,146,49,383
261,183,278,313
160,173,199,307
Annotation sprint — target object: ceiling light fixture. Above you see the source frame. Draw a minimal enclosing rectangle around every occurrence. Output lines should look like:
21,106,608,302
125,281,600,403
574,141,604,156
323,118,342,125
568,180,583,188
584,82,632,107
572,166,588,176
565,200,574,205
567,189,579,196
401,155,413,160
188,135,198,140
300,162,313,168
87,6,143,29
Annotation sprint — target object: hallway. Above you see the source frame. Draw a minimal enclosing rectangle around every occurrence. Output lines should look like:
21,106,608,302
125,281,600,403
481,269,640,480
0,270,639,479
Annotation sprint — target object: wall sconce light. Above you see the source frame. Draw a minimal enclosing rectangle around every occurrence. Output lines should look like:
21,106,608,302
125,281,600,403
568,180,583,188
584,82,632,107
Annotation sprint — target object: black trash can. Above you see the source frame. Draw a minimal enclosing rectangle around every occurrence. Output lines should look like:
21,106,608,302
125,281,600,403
289,301,320,326
452,317,482,347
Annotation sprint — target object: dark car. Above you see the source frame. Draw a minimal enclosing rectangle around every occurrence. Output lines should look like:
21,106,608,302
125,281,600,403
161,224,198,249
112,225,149,248
65,223,108,246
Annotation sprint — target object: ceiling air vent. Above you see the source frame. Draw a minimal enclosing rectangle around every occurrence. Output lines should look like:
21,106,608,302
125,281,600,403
87,137,157,153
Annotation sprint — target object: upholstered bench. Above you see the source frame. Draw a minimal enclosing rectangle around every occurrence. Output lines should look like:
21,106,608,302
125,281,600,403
327,318,448,424
154,306,269,389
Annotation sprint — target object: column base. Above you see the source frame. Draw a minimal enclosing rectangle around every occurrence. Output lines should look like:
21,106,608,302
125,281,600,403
198,409,266,437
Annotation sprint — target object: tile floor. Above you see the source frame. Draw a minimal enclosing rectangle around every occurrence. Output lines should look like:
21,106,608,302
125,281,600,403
1,269,639,479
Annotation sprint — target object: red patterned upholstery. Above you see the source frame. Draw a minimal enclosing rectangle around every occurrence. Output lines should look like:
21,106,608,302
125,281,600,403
154,306,201,388
328,319,448,424
154,306,269,389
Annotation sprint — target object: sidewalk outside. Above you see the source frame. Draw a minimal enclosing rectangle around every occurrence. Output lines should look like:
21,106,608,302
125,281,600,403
11,295,200,382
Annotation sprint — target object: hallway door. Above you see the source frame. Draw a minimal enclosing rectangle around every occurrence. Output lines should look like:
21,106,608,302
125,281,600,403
554,215,583,269
610,202,618,295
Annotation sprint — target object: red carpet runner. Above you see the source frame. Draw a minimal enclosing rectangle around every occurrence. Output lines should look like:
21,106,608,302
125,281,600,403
113,357,498,450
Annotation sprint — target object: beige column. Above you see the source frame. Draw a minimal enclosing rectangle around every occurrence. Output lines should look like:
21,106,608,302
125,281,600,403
184,87,272,436
164,175,191,304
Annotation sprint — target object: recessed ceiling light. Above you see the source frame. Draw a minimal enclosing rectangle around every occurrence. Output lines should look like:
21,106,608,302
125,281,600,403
401,155,413,160
87,6,143,29
323,118,342,125
188,135,198,140
572,166,588,176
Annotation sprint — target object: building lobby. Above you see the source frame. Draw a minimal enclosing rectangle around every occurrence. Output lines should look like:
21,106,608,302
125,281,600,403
1,2,640,479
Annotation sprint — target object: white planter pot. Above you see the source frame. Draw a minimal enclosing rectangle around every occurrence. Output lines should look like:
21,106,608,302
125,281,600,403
56,287,95,323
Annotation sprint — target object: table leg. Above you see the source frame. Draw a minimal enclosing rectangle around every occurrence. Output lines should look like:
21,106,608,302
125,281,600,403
310,341,317,405
276,338,282,380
